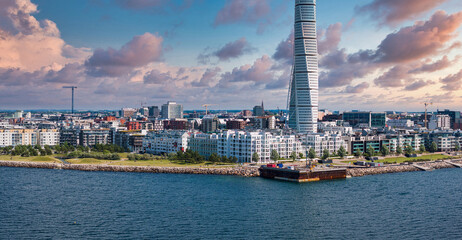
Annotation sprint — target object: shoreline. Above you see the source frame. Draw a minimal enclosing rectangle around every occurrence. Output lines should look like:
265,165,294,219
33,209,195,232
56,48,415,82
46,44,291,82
0,159,461,178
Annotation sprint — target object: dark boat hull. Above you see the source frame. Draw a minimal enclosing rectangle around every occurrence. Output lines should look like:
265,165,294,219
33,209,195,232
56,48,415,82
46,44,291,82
259,167,347,182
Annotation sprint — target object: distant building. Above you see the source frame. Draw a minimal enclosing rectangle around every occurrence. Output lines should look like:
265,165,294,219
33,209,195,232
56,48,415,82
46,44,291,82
161,101,183,119
121,108,137,118
189,133,218,159
429,114,451,130
13,110,24,119
387,119,414,129
437,109,460,129
79,129,112,147
114,130,147,153
305,133,348,156
148,106,160,118
143,130,190,155
163,119,189,130
255,116,276,129
253,101,265,116
201,116,219,133
38,129,60,146
226,119,246,130
241,110,253,117
343,111,386,128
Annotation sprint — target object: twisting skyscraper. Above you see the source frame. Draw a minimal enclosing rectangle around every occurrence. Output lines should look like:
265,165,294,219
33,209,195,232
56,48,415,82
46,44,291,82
288,0,318,133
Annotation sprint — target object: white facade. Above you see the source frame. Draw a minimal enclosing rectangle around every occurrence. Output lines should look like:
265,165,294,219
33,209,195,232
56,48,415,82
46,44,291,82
429,115,451,130
288,0,318,133
305,133,348,156
38,129,60,146
143,130,190,155
387,119,414,128
217,130,302,163
161,101,183,119
0,129,37,147
318,121,353,134
13,110,24,118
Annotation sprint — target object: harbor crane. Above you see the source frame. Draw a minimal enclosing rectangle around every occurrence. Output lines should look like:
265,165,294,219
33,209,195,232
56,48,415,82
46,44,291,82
202,104,217,115
423,102,433,129
62,86,77,114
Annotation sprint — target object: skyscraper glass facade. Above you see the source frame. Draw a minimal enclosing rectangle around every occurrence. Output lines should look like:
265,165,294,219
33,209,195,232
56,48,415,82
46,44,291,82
288,0,318,133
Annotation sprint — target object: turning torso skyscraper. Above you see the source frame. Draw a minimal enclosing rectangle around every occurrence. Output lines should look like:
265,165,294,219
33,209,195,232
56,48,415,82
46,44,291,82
288,0,318,133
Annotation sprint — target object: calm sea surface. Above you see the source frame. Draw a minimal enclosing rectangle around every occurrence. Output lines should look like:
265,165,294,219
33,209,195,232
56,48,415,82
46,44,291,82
1,166,461,239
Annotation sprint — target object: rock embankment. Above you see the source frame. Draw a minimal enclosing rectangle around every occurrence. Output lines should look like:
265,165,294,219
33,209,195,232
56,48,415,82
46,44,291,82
0,161,260,177
347,160,462,177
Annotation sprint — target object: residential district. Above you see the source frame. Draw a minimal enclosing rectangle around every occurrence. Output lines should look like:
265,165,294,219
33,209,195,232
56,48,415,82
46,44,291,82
0,101,461,163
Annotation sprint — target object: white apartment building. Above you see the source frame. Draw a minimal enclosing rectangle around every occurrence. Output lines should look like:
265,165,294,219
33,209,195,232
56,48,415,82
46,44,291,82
429,114,451,130
318,121,353,134
161,101,183,119
38,129,60,146
217,130,302,163
387,119,414,129
305,133,348,157
143,130,190,155
0,129,37,147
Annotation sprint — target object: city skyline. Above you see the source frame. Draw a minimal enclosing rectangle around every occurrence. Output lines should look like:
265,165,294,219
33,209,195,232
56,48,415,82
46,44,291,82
1,0,462,112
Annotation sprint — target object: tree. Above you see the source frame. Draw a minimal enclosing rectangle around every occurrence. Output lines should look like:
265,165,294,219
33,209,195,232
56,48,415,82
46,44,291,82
208,153,220,163
365,146,375,158
229,156,238,163
430,142,438,153
337,146,347,159
252,152,260,163
455,143,460,152
270,150,280,162
354,148,362,158
290,151,297,162
419,144,426,153
396,146,403,155
308,148,316,160
221,156,229,163
321,149,330,160
380,145,390,157
404,144,414,156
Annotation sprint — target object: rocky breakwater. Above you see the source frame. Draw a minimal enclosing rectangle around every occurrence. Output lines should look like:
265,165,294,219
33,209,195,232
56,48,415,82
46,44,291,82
0,161,260,177
347,160,462,177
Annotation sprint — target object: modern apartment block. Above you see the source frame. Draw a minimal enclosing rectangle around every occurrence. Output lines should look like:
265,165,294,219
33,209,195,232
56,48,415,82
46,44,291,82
188,133,218,159
305,133,348,156
428,114,451,130
288,0,319,133
217,130,302,163
143,130,190,155
37,129,60,146
79,129,112,147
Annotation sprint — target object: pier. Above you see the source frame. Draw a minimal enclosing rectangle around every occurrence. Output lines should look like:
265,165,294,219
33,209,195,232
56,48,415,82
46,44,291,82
412,164,433,171
444,160,462,168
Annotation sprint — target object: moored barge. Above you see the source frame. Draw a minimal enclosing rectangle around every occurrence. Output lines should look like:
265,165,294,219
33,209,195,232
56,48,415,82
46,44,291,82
259,165,347,182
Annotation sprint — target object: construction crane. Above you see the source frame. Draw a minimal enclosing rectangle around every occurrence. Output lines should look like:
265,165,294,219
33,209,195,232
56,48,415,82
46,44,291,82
202,104,217,115
63,86,77,114
423,102,433,129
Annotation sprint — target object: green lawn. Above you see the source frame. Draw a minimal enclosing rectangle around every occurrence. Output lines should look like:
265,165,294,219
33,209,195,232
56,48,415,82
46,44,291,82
110,159,237,168
66,158,117,165
0,155,61,163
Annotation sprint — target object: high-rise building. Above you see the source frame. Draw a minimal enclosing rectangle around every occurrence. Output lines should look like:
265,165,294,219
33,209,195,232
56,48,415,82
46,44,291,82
253,101,265,116
288,0,319,133
148,106,160,118
161,101,183,119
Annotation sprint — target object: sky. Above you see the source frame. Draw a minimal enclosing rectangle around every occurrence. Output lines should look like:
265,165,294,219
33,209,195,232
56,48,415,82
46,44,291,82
1,0,462,112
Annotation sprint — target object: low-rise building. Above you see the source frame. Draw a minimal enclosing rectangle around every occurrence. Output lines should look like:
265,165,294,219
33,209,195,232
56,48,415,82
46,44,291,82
143,130,190,155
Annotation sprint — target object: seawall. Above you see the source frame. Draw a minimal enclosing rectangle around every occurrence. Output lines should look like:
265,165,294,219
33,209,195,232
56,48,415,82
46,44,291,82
0,161,260,177
346,160,462,177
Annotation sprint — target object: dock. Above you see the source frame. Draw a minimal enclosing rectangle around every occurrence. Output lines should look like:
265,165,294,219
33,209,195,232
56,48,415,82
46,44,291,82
444,160,462,168
412,164,433,171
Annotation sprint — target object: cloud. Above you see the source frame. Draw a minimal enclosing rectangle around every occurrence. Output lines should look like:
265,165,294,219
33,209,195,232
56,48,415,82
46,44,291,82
0,0,90,72
114,0,194,13
344,82,370,93
357,0,450,26
374,11,462,63
214,0,270,26
214,38,254,61
440,69,462,91
193,67,221,87
85,33,164,77
143,69,174,84
404,80,435,91
199,38,255,63
409,56,458,73
318,23,343,55
272,30,293,64
321,11,462,89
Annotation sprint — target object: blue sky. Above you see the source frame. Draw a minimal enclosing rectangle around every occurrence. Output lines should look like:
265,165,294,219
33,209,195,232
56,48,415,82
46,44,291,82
1,0,462,111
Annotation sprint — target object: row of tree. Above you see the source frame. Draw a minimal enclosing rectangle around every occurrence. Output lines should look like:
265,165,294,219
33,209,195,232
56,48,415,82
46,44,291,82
66,151,120,160
169,149,206,164
3,145,54,157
